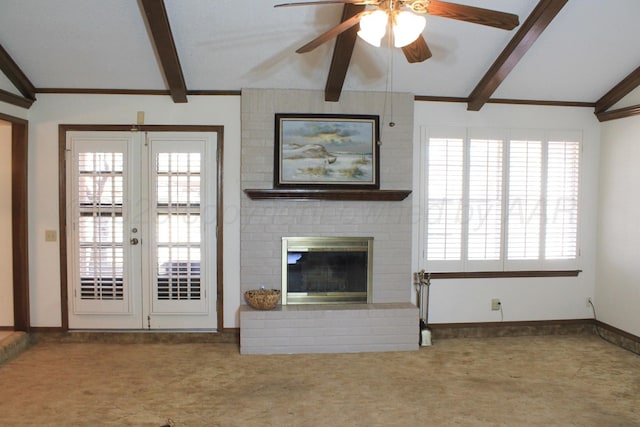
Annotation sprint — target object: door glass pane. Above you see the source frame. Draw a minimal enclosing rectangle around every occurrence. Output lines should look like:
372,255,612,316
77,152,124,300
156,153,202,301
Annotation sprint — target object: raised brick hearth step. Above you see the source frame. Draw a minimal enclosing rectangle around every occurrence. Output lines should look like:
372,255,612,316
240,302,418,354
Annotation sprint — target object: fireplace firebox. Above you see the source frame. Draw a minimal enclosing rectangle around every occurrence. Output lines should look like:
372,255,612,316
281,237,373,304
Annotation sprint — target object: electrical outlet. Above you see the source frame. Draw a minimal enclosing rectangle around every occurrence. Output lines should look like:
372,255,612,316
491,298,501,311
587,297,593,307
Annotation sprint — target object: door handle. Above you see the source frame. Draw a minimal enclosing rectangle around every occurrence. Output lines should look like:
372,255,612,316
130,238,139,245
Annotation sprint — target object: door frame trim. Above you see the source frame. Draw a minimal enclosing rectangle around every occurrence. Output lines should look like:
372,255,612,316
58,125,225,330
0,112,30,332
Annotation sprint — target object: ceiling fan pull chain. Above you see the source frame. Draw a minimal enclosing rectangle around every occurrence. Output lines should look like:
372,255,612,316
383,29,396,128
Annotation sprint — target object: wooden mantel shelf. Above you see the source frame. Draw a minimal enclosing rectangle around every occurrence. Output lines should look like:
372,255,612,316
244,189,412,201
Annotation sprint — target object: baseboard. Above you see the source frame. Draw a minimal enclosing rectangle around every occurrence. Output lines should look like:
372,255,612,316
29,326,239,333
594,320,640,355
30,328,239,345
0,326,15,331
29,326,67,333
429,319,640,356
429,319,595,339
0,332,31,365
17,321,640,356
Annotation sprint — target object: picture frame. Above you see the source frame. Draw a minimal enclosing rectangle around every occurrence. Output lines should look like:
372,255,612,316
274,113,380,189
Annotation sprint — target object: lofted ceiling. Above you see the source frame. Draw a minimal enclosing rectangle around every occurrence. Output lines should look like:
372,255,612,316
1,0,640,120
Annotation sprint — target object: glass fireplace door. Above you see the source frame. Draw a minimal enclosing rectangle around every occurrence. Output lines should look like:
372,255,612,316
282,237,373,304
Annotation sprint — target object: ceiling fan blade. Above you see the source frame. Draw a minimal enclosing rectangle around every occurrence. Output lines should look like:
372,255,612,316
427,0,519,30
402,35,432,63
275,0,373,7
296,10,367,53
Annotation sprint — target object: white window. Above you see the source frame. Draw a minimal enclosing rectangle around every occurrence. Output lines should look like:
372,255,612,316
421,129,580,272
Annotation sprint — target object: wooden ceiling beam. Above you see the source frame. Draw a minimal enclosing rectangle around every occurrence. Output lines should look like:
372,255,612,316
0,88,34,109
467,0,567,112
324,4,366,102
594,65,640,114
140,0,188,103
0,43,36,102
596,104,640,122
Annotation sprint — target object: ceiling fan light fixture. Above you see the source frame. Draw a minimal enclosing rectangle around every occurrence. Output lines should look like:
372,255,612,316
392,11,426,48
357,10,388,47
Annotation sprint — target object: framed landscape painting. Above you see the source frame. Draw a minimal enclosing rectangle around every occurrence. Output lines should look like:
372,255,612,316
274,113,380,189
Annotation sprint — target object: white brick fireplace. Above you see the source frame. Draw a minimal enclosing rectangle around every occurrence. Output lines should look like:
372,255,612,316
239,89,418,354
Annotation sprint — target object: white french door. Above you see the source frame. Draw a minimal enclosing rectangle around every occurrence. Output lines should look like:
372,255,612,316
66,131,217,330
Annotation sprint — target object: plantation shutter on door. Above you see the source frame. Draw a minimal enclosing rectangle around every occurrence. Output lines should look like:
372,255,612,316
155,152,201,301
68,131,218,329
71,136,132,315
149,137,210,315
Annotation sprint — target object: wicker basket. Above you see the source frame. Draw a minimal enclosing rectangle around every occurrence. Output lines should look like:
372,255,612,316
244,289,281,310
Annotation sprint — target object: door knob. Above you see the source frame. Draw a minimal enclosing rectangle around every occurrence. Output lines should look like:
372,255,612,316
130,238,139,245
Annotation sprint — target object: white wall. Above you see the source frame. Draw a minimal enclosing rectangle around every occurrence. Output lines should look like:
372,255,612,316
26,94,241,328
13,93,640,332
597,115,640,337
413,102,601,323
0,120,13,326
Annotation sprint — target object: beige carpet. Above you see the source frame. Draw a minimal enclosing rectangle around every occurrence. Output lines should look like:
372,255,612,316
0,334,638,426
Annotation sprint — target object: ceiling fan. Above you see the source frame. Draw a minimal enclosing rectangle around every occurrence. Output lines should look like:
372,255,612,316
275,0,520,63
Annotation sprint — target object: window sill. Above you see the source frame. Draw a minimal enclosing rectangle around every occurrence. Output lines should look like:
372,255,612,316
427,270,581,279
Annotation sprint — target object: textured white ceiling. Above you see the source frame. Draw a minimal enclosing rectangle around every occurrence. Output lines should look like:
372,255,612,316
1,0,639,104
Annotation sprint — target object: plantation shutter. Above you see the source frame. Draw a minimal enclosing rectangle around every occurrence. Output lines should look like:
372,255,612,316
78,151,125,301
420,128,580,272
155,152,202,301
545,139,580,261
507,139,542,261
467,138,503,265
149,137,209,314
71,135,132,314
68,131,218,329
425,137,464,269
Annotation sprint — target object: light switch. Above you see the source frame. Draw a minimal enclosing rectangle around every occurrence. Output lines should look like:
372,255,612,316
45,230,57,242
